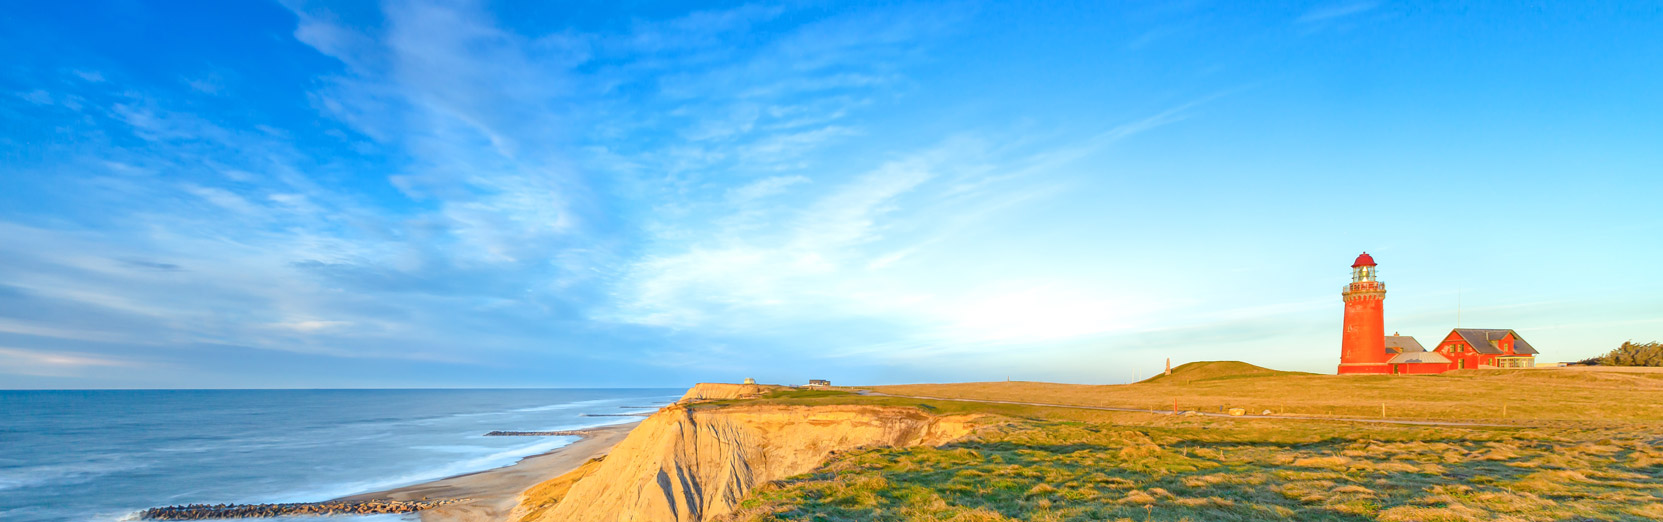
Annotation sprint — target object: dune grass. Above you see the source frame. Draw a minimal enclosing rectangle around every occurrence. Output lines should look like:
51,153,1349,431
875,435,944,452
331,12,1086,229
866,362,1663,423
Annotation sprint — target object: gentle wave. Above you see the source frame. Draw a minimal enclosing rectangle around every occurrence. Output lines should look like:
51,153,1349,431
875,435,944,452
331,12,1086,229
272,418,644,502
0,458,152,491
510,398,617,413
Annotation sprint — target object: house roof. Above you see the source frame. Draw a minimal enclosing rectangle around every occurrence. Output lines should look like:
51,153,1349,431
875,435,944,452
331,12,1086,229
1384,335,1425,354
1388,350,1451,364
1451,328,1539,355
1352,252,1377,268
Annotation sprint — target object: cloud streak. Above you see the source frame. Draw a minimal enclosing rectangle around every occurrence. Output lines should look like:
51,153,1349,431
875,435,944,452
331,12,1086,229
0,346,145,377
603,99,1202,356
1297,1,1379,24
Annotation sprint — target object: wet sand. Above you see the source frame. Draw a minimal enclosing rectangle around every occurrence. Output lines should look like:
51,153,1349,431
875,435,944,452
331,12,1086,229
335,421,640,522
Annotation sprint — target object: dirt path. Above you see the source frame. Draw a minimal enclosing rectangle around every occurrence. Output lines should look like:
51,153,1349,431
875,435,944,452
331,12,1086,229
862,391,1515,428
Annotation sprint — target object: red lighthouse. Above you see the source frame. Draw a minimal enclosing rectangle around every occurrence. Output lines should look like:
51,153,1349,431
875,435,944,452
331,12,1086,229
1338,252,1390,374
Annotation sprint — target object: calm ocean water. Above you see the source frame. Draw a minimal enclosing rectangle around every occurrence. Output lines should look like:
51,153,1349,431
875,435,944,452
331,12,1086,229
0,389,681,522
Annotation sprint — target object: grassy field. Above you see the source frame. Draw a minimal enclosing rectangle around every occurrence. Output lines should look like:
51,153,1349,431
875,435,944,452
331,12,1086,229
719,416,1663,521
866,361,1663,423
693,363,1663,521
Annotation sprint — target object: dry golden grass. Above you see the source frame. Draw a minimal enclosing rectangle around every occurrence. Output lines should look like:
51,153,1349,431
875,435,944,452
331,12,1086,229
699,367,1663,521
705,375,1663,522
868,361,1663,423
1376,504,1484,522
512,456,605,522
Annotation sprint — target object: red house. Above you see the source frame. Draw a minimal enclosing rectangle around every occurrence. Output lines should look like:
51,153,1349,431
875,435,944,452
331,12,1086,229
1432,329,1538,369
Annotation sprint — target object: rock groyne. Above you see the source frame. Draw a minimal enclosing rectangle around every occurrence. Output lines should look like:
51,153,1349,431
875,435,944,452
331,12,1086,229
140,499,461,520
484,430,593,436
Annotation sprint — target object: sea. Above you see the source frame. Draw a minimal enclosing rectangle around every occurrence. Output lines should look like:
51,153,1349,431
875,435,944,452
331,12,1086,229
0,388,682,522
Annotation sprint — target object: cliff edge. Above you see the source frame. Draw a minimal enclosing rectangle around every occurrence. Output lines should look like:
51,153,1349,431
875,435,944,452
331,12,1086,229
676,382,781,402
518,403,978,522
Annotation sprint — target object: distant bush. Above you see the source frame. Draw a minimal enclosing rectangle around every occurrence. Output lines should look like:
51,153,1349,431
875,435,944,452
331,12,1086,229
1580,341,1663,367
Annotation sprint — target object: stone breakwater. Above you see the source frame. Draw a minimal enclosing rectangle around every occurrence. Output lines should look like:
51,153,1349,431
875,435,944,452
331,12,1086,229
140,499,462,519
484,430,593,436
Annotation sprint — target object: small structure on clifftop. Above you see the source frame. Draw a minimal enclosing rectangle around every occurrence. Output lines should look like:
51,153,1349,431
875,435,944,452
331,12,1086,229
1384,333,1451,374
743,377,756,385
806,379,830,387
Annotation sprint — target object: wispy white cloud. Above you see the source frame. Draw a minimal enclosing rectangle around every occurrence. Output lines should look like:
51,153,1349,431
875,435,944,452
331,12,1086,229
0,346,144,377
182,184,262,215
601,98,1198,355
286,0,602,272
72,69,106,83
15,89,52,105
267,320,352,333
727,175,811,203
1297,1,1379,24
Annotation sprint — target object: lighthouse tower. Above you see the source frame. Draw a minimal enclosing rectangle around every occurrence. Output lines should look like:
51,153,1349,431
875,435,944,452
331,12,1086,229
1338,252,1390,374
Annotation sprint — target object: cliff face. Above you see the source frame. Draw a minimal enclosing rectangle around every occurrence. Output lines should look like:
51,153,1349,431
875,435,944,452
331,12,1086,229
524,404,977,522
676,383,780,402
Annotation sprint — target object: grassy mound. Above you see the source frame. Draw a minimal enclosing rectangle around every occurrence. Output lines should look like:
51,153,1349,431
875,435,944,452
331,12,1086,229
1138,361,1308,384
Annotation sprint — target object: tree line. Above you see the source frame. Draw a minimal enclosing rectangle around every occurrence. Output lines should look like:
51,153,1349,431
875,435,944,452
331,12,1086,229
1579,341,1663,367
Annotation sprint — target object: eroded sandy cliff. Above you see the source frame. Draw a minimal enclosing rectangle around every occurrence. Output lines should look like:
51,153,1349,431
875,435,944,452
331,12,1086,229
520,404,977,522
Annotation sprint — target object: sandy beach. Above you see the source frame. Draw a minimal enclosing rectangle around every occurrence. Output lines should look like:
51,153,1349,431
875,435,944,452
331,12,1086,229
336,421,640,522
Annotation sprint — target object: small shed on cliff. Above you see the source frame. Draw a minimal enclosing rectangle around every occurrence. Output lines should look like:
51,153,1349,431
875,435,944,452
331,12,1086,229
1384,334,1452,374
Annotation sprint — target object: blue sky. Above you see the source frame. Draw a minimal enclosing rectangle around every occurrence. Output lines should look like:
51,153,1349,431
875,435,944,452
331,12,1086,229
1,1,1658,389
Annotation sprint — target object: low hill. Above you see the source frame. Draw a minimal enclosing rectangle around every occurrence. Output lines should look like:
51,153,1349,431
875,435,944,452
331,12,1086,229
1137,360,1310,384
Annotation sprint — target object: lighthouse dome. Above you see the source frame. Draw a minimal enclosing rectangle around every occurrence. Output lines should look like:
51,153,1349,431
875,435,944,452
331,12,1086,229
1351,252,1377,267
